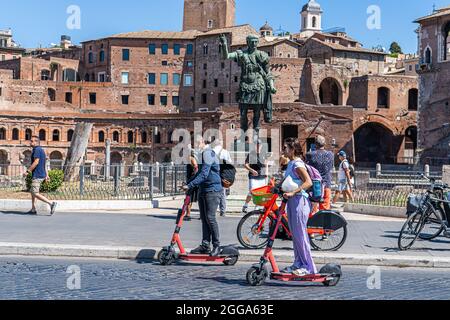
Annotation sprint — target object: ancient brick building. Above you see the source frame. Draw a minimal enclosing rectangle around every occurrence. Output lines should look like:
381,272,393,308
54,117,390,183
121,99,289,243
415,6,450,164
0,0,422,170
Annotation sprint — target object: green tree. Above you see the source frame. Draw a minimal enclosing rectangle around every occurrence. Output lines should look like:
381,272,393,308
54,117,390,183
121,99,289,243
389,42,403,55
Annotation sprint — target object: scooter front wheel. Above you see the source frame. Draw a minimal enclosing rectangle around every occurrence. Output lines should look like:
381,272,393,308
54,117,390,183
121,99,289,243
158,248,176,266
246,267,268,286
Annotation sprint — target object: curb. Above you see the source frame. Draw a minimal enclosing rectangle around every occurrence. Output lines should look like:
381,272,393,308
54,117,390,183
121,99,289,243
344,203,406,219
0,242,448,268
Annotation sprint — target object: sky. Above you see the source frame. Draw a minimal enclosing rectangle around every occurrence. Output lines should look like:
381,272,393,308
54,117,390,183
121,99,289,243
1,0,449,53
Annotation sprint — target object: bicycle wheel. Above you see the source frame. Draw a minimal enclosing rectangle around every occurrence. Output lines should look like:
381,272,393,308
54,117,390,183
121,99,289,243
237,211,272,249
398,211,425,251
310,224,348,252
420,206,445,241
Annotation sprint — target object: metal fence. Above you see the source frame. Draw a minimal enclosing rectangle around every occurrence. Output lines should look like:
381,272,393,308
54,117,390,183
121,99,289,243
0,164,187,201
352,170,443,208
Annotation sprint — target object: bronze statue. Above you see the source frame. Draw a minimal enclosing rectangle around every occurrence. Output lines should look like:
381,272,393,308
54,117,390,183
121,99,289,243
219,34,277,136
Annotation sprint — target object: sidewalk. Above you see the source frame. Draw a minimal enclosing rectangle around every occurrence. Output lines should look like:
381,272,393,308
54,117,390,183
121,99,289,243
0,206,450,268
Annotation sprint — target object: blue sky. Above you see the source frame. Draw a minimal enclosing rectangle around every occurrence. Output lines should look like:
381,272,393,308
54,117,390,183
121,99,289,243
1,0,448,53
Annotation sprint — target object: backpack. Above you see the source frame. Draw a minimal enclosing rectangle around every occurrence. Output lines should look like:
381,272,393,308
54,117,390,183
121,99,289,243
285,160,324,203
218,149,236,188
304,163,324,203
349,164,355,179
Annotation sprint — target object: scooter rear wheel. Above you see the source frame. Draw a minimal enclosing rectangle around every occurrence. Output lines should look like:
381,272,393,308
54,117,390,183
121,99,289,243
223,256,239,266
246,267,268,286
158,248,176,266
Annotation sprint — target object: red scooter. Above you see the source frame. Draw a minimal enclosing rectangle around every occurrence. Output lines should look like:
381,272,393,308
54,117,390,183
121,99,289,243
158,191,240,266
246,185,342,286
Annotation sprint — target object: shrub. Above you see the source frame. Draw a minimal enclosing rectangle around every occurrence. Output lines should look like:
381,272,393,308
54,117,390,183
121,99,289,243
26,170,64,193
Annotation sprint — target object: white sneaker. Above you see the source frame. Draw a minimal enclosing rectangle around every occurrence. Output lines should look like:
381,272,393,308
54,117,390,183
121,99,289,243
281,266,295,274
292,268,311,276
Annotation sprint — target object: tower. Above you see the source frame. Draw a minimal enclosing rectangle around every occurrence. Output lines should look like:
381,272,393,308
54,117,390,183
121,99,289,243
300,0,323,37
183,0,236,32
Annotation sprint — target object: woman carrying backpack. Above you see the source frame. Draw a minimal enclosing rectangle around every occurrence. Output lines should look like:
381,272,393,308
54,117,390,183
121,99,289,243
281,138,317,276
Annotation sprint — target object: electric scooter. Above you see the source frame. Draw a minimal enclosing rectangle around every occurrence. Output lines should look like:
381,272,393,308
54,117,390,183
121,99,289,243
158,191,240,266
246,186,342,287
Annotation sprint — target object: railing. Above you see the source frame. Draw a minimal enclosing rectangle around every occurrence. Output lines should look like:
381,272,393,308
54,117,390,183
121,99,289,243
0,164,187,201
352,170,443,208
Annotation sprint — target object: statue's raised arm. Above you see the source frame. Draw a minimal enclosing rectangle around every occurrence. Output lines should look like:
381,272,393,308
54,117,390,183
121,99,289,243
219,34,237,60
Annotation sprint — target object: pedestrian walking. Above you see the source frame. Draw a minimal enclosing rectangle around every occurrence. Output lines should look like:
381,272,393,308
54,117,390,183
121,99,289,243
25,136,57,215
182,136,223,257
306,135,334,212
242,140,268,214
332,151,354,205
210,138,233,217
185,142,200,221
281,138,317,276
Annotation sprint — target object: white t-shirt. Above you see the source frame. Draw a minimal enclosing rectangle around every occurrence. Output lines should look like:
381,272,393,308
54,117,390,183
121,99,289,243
338,160,350,181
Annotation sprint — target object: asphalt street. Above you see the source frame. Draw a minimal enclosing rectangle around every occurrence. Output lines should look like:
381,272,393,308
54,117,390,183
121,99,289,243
1,256,450,300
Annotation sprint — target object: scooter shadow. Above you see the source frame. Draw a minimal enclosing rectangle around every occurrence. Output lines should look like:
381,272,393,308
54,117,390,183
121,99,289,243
196,276,327,288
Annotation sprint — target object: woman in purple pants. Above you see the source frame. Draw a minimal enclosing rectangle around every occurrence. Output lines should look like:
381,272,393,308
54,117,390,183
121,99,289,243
281,138,318,276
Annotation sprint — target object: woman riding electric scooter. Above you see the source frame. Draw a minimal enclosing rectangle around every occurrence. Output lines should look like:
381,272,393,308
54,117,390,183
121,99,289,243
281,138,317,276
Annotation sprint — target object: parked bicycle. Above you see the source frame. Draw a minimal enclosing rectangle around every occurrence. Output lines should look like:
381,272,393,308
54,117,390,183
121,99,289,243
237,180,348,251
398,174,450,251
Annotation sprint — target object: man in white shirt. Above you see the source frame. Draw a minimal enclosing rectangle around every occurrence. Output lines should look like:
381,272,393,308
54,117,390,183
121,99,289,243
333,151,353,205
210,139,233,217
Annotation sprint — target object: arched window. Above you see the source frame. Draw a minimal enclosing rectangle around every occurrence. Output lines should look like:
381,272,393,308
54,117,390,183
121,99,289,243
67,129,74,142
377,87,390,109
39,129,46,141
52,129,60,141
98,131,105,143
127,131,134,144
113,131,120,143
141,131,148,144
0,128,6,140
312,16,317,28
442,22,450,61
12,128,19,141
25,129,32,141
203,43,209,55
84,73,90,82
63,69,77,82
41,69,51,81
425,47,432,64
408,88,419,111
48,88,56,102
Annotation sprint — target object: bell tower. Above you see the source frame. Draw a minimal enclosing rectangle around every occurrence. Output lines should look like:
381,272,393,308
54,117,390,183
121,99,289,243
300,0,323,37
183,0,236,32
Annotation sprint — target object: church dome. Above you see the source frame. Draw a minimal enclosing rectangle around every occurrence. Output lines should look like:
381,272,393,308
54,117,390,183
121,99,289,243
302,0,322,13
260,22,273,31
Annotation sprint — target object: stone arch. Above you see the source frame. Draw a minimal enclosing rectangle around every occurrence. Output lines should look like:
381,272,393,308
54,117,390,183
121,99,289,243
49,151,64,170
22,150,32,166
377,87,390,109
127,130,134,144
319,77,342,105
354,122,400,165
138,152,151,164
112,131,120,143
110,152,123,177
98,130,105,143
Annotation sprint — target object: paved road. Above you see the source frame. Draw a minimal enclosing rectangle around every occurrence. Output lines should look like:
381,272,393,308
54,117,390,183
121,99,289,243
1,209,450,258
1,256,450,300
